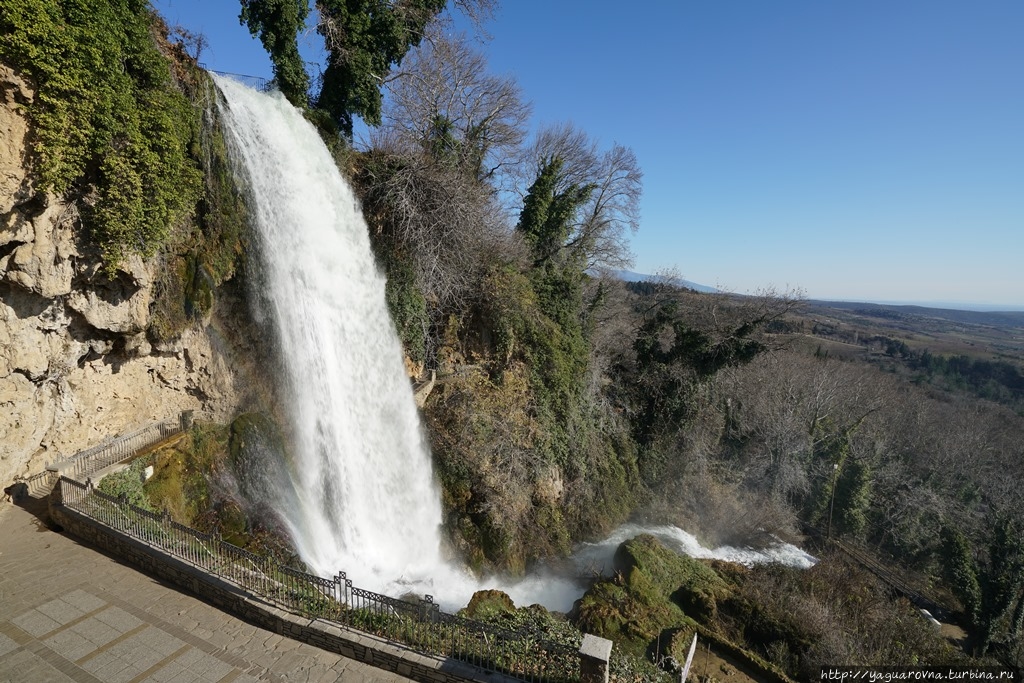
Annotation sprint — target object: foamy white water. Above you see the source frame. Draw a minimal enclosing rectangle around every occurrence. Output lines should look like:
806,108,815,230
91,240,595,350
212,76,815,612
571,524,818,575
214,75,447,591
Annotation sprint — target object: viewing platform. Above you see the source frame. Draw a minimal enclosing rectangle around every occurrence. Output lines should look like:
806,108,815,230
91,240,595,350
0,497,414,683
3,417,614,683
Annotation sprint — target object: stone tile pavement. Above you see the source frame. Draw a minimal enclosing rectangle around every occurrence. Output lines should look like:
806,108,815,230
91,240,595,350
0,498,414,683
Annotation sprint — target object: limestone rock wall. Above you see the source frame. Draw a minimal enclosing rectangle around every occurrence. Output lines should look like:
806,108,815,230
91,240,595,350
0,64,243,485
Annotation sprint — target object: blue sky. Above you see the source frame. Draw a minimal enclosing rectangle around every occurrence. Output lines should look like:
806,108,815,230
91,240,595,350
153,1,1023,308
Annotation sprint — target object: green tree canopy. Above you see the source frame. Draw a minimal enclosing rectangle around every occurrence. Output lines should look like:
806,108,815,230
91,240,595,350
316,0,446,136
238,0,310,107
239,0,454,136
517,156,595,268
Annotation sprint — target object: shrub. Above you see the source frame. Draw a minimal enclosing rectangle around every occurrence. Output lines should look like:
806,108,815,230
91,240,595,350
97,456,154,510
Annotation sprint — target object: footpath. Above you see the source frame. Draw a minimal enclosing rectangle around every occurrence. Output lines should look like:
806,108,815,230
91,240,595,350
0,496,413,683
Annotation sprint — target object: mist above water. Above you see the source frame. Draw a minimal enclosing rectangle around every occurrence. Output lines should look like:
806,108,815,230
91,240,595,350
212,75,815,614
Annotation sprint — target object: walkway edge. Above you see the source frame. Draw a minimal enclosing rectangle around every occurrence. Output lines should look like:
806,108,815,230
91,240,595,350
49,503,519,683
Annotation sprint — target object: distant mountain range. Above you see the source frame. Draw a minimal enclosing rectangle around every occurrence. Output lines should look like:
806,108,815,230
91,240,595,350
815,299,1024,314
808,300,1024,328
611,270,718,293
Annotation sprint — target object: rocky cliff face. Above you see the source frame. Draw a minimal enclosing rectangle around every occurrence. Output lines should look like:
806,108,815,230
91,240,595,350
0,64,244,485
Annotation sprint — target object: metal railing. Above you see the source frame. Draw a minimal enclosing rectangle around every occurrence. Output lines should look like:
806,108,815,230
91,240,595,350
207,69,271,92
47,414,189,482
830,538,947,619
11,469,56,498
56,476,578,683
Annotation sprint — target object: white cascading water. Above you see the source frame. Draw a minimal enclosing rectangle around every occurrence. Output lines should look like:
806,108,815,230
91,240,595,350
213,75,448,592
213,75,816,612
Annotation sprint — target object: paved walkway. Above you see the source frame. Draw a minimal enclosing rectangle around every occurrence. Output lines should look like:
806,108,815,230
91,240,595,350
0,495,414,683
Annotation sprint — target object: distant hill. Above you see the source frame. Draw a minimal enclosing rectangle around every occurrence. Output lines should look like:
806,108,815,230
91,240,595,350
611,269,718,293
810,300,1024,329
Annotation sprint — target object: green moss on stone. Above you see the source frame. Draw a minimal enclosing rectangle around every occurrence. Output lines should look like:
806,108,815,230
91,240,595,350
575,534,732,658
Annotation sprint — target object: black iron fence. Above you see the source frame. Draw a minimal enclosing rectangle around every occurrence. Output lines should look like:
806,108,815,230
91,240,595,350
206,69,271,93
56,476,579,683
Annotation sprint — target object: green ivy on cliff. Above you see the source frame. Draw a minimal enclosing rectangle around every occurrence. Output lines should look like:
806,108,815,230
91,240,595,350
0,0,202,270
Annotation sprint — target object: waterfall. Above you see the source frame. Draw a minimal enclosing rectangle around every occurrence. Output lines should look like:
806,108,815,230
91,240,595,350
212,75,446,593
211,75,817,612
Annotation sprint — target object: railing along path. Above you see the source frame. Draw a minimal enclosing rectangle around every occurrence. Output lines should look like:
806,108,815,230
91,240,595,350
47,414,189,482
40,414,579,683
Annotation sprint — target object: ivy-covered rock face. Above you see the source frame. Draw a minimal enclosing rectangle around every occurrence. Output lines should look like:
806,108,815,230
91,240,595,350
0,0,203,272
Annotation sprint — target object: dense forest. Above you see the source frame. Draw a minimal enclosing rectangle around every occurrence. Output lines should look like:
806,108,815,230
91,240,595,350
2,0,1022,679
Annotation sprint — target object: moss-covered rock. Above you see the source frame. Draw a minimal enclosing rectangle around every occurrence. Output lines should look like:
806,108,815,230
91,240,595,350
143,423,226,523
575,578,692,658
149,72,250,342
461,590,517,621
615,534,731,619
210,499,246,546
138,419,300,566
575,534,734,658
228,412,288,501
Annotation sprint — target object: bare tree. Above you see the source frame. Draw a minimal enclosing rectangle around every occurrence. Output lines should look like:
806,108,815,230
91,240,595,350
523,123,643,271
358,137,511,306
170,25,209,62
381,30,531,184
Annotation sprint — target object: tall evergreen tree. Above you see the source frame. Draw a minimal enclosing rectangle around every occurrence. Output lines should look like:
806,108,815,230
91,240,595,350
977,514,1024,655
238,0,310,107
316,0,446,137
517,156,595,269
834,457,872,538
941,525,982,628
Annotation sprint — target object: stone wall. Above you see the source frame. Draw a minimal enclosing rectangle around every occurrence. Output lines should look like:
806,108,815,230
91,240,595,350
0,63,248,486
49,501,525,683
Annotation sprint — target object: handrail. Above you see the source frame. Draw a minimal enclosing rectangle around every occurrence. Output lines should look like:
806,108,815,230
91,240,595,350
830,538,949,620
57,475,578,682
47,412,191,482
44,409,580,683
206,69,271,92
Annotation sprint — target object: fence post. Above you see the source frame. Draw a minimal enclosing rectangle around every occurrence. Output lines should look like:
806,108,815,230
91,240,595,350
420,595,440,624
579,634,613,683
339,573,352,610
180,410,194,432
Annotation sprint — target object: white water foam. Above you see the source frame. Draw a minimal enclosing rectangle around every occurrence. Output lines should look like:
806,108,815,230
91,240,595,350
570,524,818,576
214,75,447,592
212,76,815,613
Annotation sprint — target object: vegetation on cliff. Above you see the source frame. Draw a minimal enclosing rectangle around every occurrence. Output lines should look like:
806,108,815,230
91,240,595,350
231,0,1024,668
0,0,250,344
98,418,300,565
336,15,1024,672
5,0,1023,676
0,0,202,270
574,534,966,679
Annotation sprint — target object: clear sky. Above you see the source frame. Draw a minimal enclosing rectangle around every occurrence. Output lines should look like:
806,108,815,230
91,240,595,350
152,1,1023,309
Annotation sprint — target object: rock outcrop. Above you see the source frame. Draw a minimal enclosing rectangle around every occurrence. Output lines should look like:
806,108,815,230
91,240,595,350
0,64,244,486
